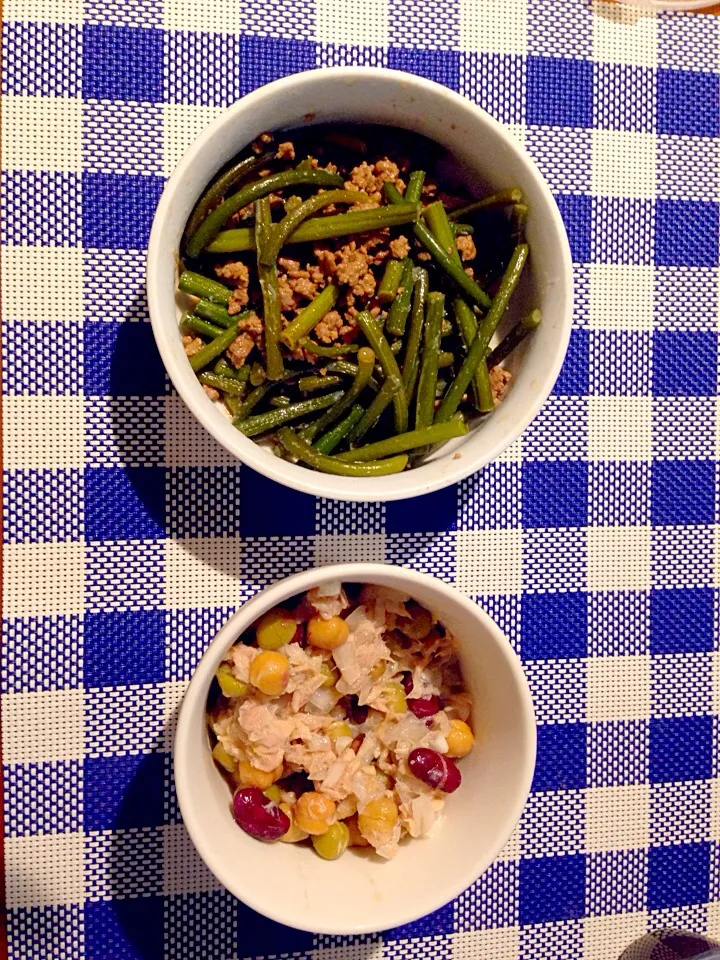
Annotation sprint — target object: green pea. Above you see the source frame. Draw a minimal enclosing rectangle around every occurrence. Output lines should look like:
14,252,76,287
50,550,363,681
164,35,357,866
312,822,350,860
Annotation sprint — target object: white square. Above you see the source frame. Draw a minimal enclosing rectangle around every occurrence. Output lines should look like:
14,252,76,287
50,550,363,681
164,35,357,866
584,913,648,960
163,104,223,179
314,533,386,566
164,823,221,895
452,928,520,960
586,784,650,851
316,0,389,47
164,537,243,609
2,689,84,764
4,396,84,468
456,529,523,596
163,0,242,33
588,526,651,592
4,0,84,21
2,96,82,172
589,396,652,461
164,396,238,467
591,130,656,200
593,0,658,67
708,901,720,939
459,0,526,55
497,822,521,862
5,832,84,907
3,542,85,619
587,654,651,721
2,246,83,321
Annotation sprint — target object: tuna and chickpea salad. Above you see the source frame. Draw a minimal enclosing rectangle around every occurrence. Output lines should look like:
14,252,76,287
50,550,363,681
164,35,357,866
207,582,475,861
179,125,541,476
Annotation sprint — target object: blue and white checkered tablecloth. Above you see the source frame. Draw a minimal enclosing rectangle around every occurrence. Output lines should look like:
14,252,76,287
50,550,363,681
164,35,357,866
3,1,720,957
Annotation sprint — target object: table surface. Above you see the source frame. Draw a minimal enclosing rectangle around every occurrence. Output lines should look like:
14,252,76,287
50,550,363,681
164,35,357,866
3,1,720,958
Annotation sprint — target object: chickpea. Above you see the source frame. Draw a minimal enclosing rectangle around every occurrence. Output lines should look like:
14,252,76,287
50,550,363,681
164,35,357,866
312,822,350,860
446,718,474,758
383,680,407,714
320,661,339,688
294,791,336,836
263,784,282,804
256,608,297,650
369,661,385,681
212,741,236,773
307,616,349,651
358,796,399,846
327,720,352,748
249,650,290,696
279,802,309,843
215,664,250,699
235,761,283,790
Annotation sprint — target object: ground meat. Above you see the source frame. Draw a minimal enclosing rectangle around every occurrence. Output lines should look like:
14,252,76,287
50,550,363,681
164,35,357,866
202,383,220,401
315,310,345,343
344,159,406,204
239,312,262,339
276,259,321,305
456,235,477,262
278,274,297,312
293,276,319,301
464,266,475,279
389,235,410,259
490,366,512,403
182,335,204,357
417,250,431,261
334,241,376,298
227,333,255,368
216,262,250,315
251,131,273,154
276,141,295,160
310,157,339,174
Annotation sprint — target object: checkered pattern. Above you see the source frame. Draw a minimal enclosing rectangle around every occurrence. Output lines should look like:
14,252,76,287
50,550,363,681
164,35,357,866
2,1,720,958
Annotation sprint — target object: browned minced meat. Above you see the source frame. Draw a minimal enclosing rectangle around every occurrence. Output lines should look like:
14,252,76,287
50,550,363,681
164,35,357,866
334,241,376,298
226,333,255,368
389,235,410,259
182,335,204,358
276,141,295,160
490,366,512,403
315,310,347,343
215,262,250,315
251,131,273,154
344,159,405,205
456,235,477,262
202,383,220,401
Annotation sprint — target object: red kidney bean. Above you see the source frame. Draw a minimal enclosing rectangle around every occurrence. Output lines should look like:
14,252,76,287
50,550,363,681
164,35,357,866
233,787,290,841
291,622,307,647
351,733,365,754
408,748,461,793
407,695,440,719
397,670,414,695
341,695,368,725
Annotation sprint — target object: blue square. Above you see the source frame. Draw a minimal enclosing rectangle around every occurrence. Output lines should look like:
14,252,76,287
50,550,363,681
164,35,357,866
655,200,719,268
553,329,589,396
533,723,587,792
650,588,715,655
648,843,710,910
523,593,588,661
236,901,314,957
85,610,165,687
555,194,591,263
85,467,165,541
84,753,165,831
387,47,460,88
653,331,717,397
83,25,163,102
239,468,316,537
386,901,454,940
86,897,163,960
239,36,317,96
650,716,713,783
84,321,165,396
652,461,715,526
519,854,585,925
523,461,588,528
386,487,458,534
658,69,720,138
83,173,164,250
527,56,593,128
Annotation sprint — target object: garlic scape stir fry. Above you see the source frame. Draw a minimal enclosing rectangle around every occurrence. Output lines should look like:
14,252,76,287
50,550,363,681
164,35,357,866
179,126,540,475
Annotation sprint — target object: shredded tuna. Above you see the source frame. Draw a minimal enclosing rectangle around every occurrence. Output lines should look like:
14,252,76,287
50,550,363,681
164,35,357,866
308,584,349,619
456,235,477,262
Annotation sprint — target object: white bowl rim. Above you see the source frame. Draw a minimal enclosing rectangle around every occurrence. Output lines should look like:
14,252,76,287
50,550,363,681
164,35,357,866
147,66,573,502
173,562,536,935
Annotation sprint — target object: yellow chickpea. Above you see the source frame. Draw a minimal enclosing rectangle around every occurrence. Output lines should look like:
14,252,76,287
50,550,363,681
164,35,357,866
215,664,251,698
446,718,475,758
212,742,236,773
307,616,349,651
358,796,399,846
263,784,282,804
279,802,309,843
327,720,352,747
294,791,336,836
369,661,385,681
319,660,339,688
235,761,283,790
249,650,290,696
383,680,407,714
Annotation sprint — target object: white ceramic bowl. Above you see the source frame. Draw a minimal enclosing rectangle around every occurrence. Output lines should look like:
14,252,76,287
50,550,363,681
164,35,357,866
174,563,536,935
147,68,572,502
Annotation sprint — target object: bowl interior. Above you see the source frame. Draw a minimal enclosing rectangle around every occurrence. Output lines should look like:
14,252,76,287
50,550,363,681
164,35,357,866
174,565,535,935
148,68,572,501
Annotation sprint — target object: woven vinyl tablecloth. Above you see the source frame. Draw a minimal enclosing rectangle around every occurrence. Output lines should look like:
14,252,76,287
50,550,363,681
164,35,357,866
3,1,720,958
